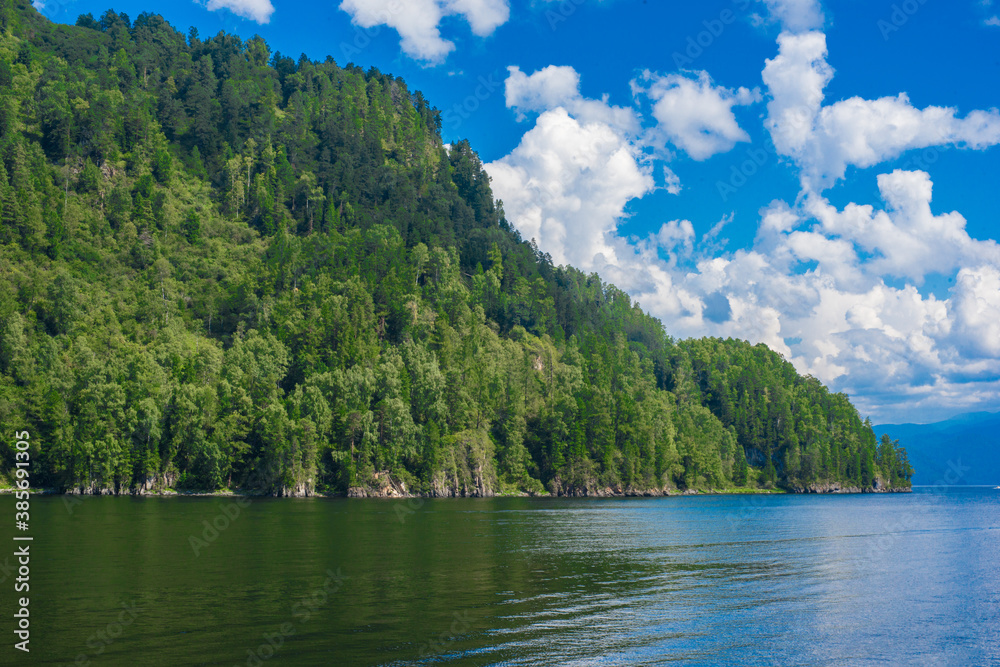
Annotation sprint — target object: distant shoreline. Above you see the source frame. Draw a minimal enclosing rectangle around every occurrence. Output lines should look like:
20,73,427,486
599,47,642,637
910,484,1000,488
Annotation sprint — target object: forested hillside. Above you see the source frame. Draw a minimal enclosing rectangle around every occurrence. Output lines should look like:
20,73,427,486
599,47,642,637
0,2,912,496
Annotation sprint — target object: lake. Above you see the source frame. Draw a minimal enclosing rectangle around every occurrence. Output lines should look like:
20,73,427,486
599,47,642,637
2,487,998,665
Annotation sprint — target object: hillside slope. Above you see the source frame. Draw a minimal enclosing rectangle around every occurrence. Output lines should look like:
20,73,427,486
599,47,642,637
0,3,912,495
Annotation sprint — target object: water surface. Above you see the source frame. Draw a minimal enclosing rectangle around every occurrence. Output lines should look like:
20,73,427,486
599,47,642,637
2,487,997,665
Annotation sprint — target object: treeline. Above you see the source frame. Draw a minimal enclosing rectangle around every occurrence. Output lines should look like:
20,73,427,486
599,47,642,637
0,2,911,495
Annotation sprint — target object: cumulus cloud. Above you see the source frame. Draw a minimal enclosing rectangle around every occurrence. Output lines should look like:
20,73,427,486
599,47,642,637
763,30,1000,190
488,65,758,272
806,96,1000,188
950,266,1000,358
650,219,695,266
504,65,641,134
505,65,581,116
487,108,654,271
204,0,275,24
761,31,832,161
807,171,1000,283
492,63,762,242
338,0,509,64
638,71,760,160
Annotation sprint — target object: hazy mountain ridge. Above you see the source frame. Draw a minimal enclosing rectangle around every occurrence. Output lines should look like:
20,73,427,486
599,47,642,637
877,412,1000,485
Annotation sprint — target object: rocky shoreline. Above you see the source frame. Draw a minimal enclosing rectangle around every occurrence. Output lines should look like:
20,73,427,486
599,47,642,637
1,483,912,498
786,479,913,494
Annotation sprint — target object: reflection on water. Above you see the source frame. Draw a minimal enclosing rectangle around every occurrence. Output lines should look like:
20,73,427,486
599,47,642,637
2,488,997,665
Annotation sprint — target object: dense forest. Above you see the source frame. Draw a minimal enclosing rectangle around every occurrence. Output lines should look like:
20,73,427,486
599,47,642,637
0,2,912,496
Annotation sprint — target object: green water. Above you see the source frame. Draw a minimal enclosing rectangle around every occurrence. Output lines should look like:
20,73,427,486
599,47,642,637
1,490,998,665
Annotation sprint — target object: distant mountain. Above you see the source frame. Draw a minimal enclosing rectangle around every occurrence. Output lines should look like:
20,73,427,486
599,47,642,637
877,412,1000,485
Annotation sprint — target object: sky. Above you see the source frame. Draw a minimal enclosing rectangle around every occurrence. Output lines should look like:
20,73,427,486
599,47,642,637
35,0,1000,425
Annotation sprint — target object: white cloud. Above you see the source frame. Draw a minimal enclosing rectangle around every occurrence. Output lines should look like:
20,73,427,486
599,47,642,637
487,108,654,271
704,213,733,243
807,170,1000,283
762,31,833,163
488,66,755,273
338,0,509,64
806,96,1000,188
638,71,760,161
662,166,682,195
759,0,825,32
651,219,695,265
949,265,1000,358
204,0,275,24
449,0,510,34
505,65,580,116
488,66,688,275
504,65,641,134
763,31,1000,190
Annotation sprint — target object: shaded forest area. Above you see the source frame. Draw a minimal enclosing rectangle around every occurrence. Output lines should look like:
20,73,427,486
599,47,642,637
0,2,912,496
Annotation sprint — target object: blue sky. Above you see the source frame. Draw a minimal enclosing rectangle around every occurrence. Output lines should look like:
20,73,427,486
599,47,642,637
37,0,1000,424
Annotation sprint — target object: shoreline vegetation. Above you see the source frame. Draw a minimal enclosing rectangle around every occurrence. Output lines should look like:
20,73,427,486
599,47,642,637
0,5,913,500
